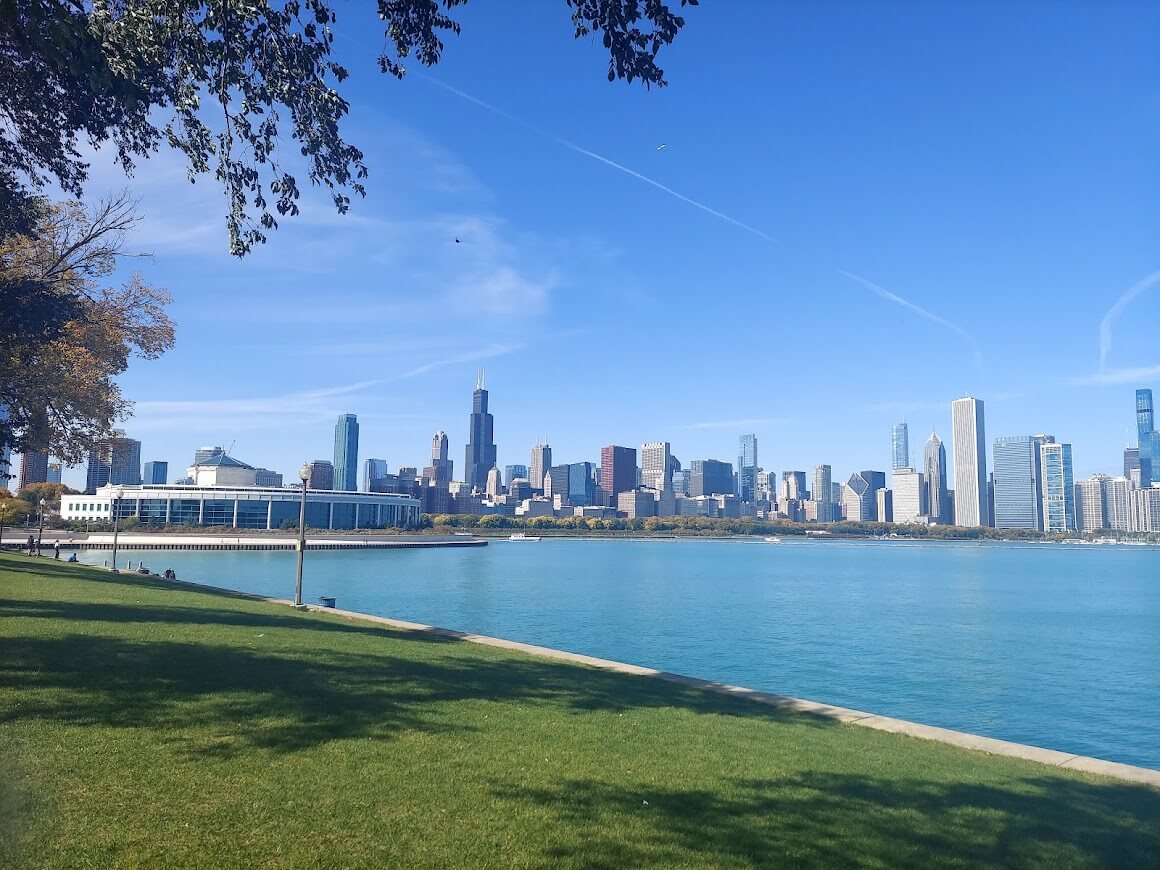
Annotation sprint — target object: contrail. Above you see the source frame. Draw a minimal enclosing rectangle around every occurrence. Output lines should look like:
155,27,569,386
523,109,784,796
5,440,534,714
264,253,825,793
424,77,779,244
428,77,987,362
1099,270,1160,372
839,270,983,369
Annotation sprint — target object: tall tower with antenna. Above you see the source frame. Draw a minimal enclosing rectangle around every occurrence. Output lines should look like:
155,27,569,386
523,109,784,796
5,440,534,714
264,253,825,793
464,372,497,492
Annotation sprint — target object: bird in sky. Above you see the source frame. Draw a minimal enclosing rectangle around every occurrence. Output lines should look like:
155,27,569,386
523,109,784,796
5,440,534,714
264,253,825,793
656,144,667,151
455,238,461,244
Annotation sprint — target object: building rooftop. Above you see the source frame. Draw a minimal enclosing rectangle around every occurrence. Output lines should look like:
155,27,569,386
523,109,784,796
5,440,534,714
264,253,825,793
193,454,253,469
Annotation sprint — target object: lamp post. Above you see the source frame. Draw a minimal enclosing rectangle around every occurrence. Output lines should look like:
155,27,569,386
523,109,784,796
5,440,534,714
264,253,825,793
294,463,310,607
36,497,46,555
110,485,124,571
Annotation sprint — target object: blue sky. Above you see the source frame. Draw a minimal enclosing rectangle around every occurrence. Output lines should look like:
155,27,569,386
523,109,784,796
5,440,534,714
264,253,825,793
47,2,1160,488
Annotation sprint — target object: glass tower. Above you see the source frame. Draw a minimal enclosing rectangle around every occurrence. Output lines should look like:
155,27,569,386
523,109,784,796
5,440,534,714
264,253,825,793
333,413,359,492
86,433,142,493
464,376,497,492
1137,389,1154,488
143,461,168,485
1040,442,1075,532
923,432,950,523
992,437,1037,529
891,422,909,470
812,464,833,521
599,446,636,503
737,434,758,501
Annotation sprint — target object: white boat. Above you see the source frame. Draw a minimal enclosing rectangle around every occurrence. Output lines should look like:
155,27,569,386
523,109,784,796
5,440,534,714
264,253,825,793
509,533,541,542
763,536,782,543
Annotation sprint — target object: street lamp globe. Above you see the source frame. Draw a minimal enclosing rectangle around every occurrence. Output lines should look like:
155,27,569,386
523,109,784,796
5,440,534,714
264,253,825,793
298,463,311,483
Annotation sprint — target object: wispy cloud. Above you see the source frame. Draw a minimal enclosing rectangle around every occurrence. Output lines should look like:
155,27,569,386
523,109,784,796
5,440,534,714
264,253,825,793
425,77,779,245
401,343,523,379
1099,270,1160,372
129,380,384,432
679,418,786,430
838,270,983,369
1073,364,1160,386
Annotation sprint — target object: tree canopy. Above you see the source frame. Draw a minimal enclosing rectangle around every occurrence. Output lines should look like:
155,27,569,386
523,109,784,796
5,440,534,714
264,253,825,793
0,0,698,255
0,193,175,464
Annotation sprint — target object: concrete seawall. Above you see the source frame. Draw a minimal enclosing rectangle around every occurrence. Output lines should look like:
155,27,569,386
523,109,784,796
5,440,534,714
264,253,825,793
153,572,1160,788
3,533,486,551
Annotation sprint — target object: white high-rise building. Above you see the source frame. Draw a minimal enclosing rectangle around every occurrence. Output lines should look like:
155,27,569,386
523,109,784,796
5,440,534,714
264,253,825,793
1131,487,1160,532
951,397,989,527
640,442,672,492
1075,474,1108,532
890,467,926,523
1105,476,1133,531
840,483,864,521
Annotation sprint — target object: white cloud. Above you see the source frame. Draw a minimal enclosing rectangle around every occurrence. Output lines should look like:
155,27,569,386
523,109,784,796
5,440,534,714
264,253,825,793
1098,270,1160,372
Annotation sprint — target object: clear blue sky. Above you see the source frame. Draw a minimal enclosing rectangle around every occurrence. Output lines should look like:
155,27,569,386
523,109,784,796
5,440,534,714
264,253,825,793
54,1,1160,489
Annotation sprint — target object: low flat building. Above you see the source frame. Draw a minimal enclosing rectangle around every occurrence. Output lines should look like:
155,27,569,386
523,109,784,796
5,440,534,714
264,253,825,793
61,484,420,530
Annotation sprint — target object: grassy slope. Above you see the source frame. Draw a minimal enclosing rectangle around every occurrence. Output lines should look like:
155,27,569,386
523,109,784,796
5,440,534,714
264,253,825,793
1,553,1157,868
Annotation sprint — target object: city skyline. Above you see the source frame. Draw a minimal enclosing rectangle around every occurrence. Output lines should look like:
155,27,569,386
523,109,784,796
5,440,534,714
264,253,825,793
30,383,1160,509
41,2,1156,497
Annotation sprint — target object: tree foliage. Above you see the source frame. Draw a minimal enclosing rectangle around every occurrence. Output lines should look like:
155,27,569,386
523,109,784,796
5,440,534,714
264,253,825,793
0,193,176,464
0,0,698,256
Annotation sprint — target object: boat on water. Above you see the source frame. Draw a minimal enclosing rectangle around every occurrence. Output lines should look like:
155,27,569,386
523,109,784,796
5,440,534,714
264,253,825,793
509,533,541,542
763,536,782,544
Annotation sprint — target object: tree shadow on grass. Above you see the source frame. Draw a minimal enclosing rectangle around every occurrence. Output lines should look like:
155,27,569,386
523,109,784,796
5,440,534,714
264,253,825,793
0,621,829,760
491,772,1160,867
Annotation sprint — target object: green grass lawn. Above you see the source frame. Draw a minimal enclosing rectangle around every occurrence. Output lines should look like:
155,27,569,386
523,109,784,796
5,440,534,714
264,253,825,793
1,552,1157,868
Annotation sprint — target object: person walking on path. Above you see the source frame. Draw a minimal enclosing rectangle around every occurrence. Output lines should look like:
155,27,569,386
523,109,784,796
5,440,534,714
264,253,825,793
53,541,61,560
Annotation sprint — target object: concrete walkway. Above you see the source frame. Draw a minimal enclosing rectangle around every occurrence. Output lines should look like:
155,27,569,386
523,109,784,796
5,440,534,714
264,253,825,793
165,573,1160,788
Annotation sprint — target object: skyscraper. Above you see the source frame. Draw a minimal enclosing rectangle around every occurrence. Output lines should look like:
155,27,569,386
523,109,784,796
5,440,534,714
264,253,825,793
363,458,389,492
812,464,833,522
17,450,48,490
529,444,551,492
46,462,62,484
504,464,529,484
143,461,168,485
923,432,950,523
891,422,909,470
951,397,988,527
307,459,334,490
600,445,637,503
1075,475,1108,532
992,436,1038,530
781,470,808,501
567,462,597,506
640,442,672,491
737,434,758,501
423,431,453,484
1040,442,1075,532
86,433,142,493
333,413,359,491
1137,389,1155,488
890,467,925,523
690,459,734,497
1124,446,1139,482
1105,477,1133,531
485,467,503,498
464,375,497,492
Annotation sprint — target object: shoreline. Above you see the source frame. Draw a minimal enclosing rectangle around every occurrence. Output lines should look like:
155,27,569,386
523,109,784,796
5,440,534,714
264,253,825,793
156,569,1159,787
0,532,487,551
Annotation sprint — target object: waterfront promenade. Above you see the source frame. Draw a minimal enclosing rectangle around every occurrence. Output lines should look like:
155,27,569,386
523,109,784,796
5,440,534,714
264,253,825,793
0,532,486,551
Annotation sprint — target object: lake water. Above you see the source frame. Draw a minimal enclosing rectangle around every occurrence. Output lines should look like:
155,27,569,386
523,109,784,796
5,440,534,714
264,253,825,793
79,538,1160,769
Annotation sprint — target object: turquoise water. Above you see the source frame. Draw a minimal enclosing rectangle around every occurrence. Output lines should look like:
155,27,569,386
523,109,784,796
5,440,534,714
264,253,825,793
81,538,1160,769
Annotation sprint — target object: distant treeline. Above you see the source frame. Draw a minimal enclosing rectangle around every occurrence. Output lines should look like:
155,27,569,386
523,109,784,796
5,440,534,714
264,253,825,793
419,513,1155,542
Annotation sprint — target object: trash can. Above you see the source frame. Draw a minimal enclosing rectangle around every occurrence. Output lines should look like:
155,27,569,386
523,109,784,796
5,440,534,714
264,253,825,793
318,596,336,608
